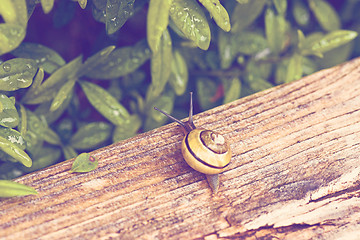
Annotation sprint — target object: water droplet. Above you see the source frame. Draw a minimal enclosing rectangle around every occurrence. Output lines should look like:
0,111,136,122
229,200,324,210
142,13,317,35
3,63,11,72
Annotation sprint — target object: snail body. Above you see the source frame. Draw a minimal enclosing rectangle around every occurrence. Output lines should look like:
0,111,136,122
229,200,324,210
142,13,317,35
154,92,231,192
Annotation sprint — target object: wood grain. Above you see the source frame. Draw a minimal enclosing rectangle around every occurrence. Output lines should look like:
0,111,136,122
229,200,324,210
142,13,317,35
1,57,360,240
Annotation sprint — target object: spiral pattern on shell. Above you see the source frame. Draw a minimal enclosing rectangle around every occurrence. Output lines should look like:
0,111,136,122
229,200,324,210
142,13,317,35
181,128,231,175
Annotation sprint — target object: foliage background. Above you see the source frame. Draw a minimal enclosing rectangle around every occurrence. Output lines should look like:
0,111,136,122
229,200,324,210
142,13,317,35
0,0,359,186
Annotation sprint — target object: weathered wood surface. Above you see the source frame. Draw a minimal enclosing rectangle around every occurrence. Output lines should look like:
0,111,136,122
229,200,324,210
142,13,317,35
1,57,360,240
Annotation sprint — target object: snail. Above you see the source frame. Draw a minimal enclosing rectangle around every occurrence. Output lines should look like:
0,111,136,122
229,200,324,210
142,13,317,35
154,92,231,193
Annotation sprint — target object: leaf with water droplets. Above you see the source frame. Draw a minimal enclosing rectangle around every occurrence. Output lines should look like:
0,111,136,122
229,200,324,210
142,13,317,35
0,58,37,91
0,180,37,198
198,0,231,32
70,152,98,173
41,0,54,14
79,81,130,126
0,0,27,26
169,0,211,50
0,24,26,55
0,94,19,128
169,50,188,96
85,39,151,79
49,78,75,112
20,109,47,155
0,135,32,167
147,0,172,53
149,29,172,98
0,126,26,150
22,55,82,104
12,42,66,74
78,46,115,77
106,0,135,35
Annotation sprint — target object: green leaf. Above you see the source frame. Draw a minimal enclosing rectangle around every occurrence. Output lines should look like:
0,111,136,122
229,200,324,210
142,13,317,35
18,104,27,136
169,50,188,96
77,0,87,9
85,39,151,79
149,29,172,98
147,0,172,53
0,58,37,91
169,0,211,50
11,43,66,74
22,55,82,104
273,0,287,15
106,0,135,35
198,0,231,32
0,23,26,55
292,0,310,27
41,0,54,14
0,94,19,128
63,145,78,160
197,78,217,110
34,90,72,124
315,42,353,69
20,147,61,173
0,135,32,167
146,92,175,130
223,77,241,104
308,0,340,31
113,114,141,142
78,46,115,77
245,74,273,93
21,109,47,155
70,152,98,173
1,0,27,26
0,0,17,23
70,122,112,150
265,8,288,54
79,81,130,125
218,31,267,69
218,31,233,69
231,0,267,33
285,53,303,83
0,180,37,198
310,30,358,55
0,126,26,150
50,78,76,112
233,31,268,55
42,127,61,145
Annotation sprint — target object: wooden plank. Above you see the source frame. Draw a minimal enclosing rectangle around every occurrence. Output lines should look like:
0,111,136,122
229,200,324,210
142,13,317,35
1,57,360,240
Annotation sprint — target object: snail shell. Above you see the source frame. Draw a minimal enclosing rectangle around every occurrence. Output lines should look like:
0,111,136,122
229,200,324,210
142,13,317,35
154,92,231,192
182,129,231,175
